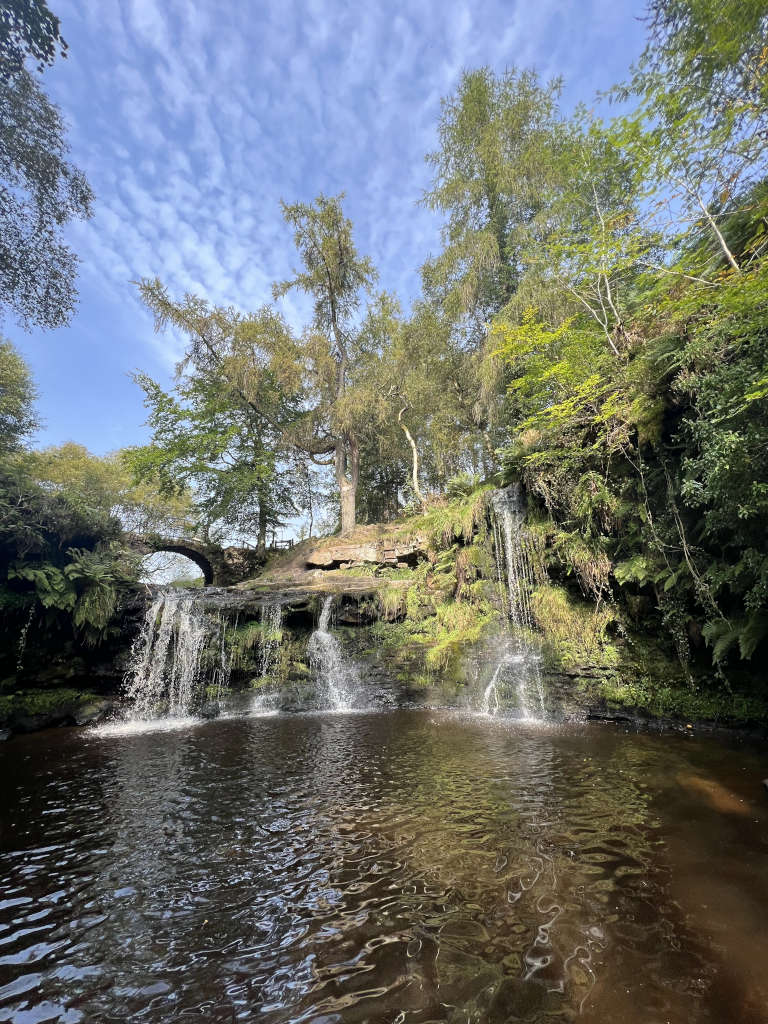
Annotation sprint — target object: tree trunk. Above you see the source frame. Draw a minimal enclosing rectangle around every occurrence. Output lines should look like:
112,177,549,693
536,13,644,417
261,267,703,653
257,491,268,554
306,470,314,539
398,405,423,503
336,433,359,536
340,478,356,535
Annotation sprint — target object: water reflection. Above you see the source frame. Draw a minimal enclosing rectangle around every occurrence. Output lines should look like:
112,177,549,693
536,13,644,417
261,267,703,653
0,712,766,1022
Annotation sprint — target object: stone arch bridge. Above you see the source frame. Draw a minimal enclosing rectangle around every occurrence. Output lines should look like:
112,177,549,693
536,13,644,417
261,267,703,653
128,534,266,587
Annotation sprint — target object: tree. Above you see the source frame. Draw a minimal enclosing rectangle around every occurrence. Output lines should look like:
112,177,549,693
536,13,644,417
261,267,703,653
134,286,306,551
0,0,65,80
522,112,652,355
353,296,486,507
0,0,92,331
611,0,768,276
27,441,195,535
0,350,140,655
1,69,93,329
420,68,574,473
0,336,37,453
643,0,768,137
422,67,566,338
274,195,377,535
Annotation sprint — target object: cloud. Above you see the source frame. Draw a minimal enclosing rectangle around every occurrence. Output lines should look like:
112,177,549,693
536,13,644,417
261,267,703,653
13,0,645,450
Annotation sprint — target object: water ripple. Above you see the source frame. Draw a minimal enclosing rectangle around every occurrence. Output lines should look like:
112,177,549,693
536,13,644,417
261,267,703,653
0,712,766,1022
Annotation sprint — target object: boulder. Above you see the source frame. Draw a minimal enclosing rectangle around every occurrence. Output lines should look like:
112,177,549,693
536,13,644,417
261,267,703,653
303,537,426,570
73,699,113,726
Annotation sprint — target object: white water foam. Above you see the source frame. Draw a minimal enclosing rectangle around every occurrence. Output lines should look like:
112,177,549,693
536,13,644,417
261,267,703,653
90,716,201,738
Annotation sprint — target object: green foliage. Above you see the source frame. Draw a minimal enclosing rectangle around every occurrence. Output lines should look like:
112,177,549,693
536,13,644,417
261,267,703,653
0,337,37,451
0,349,140,666
366,493,501,682
0,0,66,79
498,260,768,671
226,618,283,674
28,441,194,534
404,485,493,549
584,675,768,726
530,584,619,669
422,66,565,332
0,688,101,723
0,65,92,329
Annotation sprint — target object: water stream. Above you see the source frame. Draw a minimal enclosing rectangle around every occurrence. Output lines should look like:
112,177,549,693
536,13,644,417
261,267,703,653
251,601,284,715
486,485,546,718
307,594,361,711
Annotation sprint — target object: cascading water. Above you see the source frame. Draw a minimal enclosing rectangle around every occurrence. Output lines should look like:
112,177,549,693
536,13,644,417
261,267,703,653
482,657,505,716
492,484,538,631
486,485,546,719
308,595,360,711
252,601,283,715
123,589,231,720
258,602,283,679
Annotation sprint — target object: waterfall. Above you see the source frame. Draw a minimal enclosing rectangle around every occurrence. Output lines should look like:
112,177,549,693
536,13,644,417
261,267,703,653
491,484,537,631
252,601,283,715
308,595,360,711
258,601,283,679
123,590,231,720
488,485,546,719
16,602,35,672
482,657,505,716
482,647,540,720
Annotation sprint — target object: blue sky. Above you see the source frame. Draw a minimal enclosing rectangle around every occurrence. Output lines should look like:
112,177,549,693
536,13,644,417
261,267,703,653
6,0,647,455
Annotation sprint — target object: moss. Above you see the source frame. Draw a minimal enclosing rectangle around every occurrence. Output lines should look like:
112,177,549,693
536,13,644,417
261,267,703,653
377,583,407,620
580,675,768,725
0,688,102,722
531,583,619,669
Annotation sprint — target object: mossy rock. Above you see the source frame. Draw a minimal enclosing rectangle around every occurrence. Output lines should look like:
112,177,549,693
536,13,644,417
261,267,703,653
0,688,105,733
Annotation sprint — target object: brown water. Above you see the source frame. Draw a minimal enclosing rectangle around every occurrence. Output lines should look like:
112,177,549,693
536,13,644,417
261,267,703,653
0,710,766,1023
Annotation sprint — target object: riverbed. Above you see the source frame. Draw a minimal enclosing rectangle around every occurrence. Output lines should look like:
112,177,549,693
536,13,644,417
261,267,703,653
0,710,766,1022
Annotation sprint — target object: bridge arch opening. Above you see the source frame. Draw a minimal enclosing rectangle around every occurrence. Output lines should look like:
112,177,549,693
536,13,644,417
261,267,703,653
140,548,214,587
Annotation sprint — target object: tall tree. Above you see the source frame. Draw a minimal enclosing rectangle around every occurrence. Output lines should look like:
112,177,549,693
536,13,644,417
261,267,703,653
643,0,768,134
422,67,565,338
611,0,768,276
134,286,306,551
28,441,195,536
274,195,377,535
